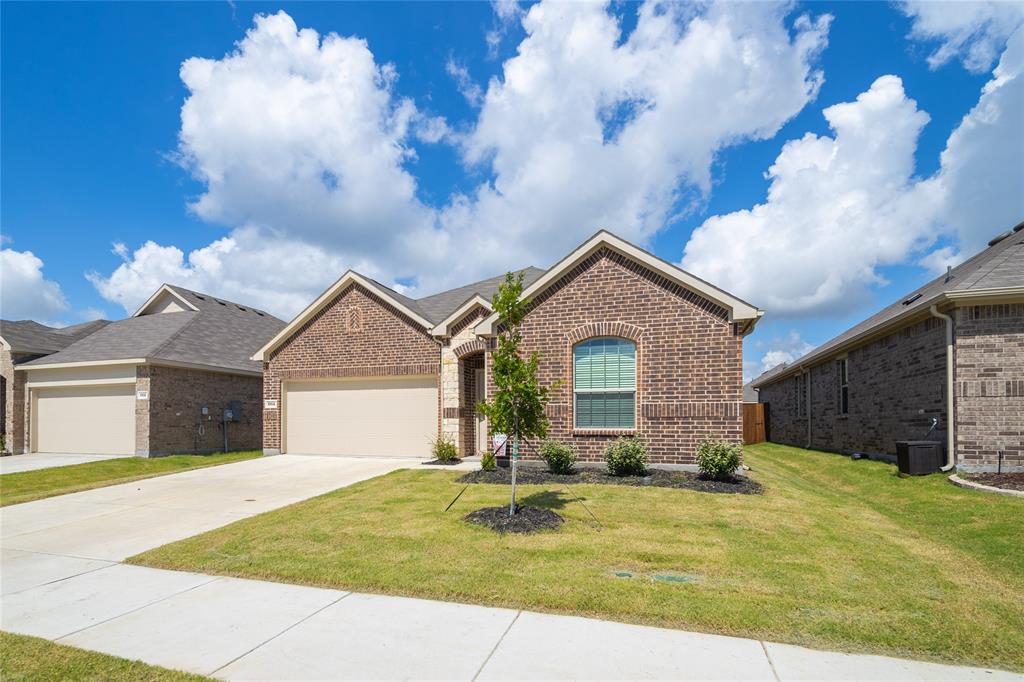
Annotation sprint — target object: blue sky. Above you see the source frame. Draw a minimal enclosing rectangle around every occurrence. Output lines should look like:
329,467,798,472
2,1,1022,379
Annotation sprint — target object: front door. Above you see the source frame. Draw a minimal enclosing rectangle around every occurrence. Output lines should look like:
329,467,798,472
475,369,488,455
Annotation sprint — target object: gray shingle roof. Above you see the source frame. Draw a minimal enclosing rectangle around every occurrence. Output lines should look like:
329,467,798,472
752,222,1024,388
1,319,110,354
21,285,286,375
414,267,547,323
357,267,546,325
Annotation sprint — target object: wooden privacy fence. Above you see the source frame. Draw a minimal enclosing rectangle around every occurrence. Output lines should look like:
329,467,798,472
743,403,766,444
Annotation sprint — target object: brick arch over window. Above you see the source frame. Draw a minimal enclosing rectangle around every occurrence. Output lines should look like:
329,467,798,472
565,322,645,345
453,339,487,359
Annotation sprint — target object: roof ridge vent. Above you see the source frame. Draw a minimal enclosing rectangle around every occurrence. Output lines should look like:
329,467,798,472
988,229,1013,246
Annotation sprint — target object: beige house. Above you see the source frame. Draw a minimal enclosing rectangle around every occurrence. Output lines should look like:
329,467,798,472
14,285,284,457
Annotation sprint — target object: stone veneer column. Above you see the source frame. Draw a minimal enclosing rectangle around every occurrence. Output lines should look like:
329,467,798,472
439,310,486,455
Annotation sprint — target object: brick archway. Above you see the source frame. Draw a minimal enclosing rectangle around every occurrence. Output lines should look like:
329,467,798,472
453,339,487,359
565,322,645,345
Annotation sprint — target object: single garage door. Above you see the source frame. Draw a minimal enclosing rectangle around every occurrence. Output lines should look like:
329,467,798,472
34,384,136,454
285,376,438,458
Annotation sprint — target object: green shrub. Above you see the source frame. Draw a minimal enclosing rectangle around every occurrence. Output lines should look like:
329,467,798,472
480,450,497,471
431,436,459,461
604,437,648,476
695,439,743,481
540,440,577,474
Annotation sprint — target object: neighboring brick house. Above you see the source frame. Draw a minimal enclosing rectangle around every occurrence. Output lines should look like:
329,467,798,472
1,319,110,453
15,285,284,457
254,231,763,464
752,222,1024,472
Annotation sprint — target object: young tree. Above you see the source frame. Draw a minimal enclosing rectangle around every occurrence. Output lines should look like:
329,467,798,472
477,272,552,516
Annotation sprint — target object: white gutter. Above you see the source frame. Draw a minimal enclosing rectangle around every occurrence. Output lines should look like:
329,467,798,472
929,304,956,471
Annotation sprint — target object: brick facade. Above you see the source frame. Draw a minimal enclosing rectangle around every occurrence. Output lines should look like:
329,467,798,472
955,303,1024,471
491,248,743,465
262,283,441,452
139,365,263,456
758,302,1024,472
758,315,947,460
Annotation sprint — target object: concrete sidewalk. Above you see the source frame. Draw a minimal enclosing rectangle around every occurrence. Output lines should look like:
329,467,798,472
2,454,1021,680
2,552,1019,681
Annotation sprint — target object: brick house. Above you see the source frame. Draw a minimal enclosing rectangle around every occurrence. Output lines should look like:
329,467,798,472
1,319,110,453
253,231,763,464
13,285,284,457
752,222,1024,472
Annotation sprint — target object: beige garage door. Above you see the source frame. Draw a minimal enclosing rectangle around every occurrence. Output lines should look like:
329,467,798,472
285,376,438,458
34,385,136,454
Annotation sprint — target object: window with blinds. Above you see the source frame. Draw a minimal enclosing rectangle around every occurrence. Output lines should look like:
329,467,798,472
573,337,636,429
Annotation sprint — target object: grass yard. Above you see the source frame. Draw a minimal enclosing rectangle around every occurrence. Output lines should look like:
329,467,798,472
0,451,260,507
0,632,206,681
129,443,1024,672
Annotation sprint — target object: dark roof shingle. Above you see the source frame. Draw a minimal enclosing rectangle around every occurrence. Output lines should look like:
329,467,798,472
1,319,110,354
21,285,285,374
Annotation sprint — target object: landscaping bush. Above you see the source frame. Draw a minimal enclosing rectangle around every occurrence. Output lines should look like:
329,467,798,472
480,450,497,471
604,437,648,476
695,439,743,481
431,436,459,462
540,440,577,474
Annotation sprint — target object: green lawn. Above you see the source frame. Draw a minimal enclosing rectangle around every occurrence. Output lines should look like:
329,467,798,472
0,451,260,507
129,443,1024,671
0,632,206,681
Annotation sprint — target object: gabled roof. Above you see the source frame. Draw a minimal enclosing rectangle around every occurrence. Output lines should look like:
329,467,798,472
20,284,285,376
751,221,1024,388
253,267,546,360
0,319,110,355
475,230,763,336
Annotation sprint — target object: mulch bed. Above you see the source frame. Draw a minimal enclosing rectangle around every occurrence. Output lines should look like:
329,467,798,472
464,505,564,533
423,458,463,466
961,472,1024,492
457,467,762,495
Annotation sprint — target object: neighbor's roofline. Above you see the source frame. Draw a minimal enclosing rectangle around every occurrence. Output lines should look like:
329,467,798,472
252,270,434,362
474,229,763,337
132,284,200,317
750,285,1024,388
429,295,492,337
17,356,261,377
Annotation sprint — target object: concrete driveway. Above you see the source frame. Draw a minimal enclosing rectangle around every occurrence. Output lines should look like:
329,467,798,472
0,452,134,475
0,454,416,561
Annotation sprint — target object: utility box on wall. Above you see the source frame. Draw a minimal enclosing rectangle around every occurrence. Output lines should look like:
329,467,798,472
226,400,242,422
895,440,942,475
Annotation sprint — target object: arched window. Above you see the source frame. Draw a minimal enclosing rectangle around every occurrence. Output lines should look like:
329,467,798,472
573,337,636,429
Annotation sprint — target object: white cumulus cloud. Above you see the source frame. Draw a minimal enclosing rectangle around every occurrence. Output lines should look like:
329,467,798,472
1,249,69,323
683,75,936,317
89,2,833,317
900,0,1024,73
683,20,1024,318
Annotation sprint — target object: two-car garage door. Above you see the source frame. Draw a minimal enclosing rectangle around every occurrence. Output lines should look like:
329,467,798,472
284,376,438,458
33,385,136,455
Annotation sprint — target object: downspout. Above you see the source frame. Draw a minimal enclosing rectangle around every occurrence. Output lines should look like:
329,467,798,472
803,366,812,449
929,304,956,471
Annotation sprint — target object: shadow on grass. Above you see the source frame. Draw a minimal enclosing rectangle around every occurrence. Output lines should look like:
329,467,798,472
519,489,573,510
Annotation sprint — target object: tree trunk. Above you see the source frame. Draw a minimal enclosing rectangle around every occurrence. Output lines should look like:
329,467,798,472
509,432,519,517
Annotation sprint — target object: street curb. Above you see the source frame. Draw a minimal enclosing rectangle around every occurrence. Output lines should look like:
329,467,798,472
948,474,1024,498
